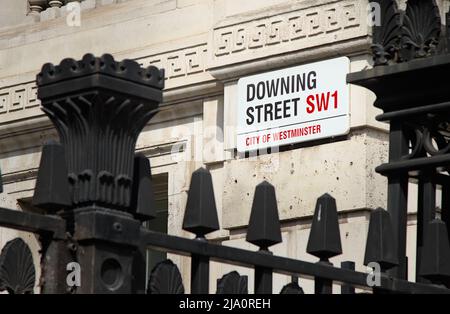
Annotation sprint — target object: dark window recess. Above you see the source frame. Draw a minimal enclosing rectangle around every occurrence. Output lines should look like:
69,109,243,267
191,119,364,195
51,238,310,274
144,173,169,279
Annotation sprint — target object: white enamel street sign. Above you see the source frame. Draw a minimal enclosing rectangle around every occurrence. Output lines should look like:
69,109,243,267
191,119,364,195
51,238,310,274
236,57,350,152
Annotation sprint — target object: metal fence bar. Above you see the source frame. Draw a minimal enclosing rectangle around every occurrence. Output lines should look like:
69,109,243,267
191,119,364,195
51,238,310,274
387,176,409,280
191,253,210,294
0,207,65,239
182,168,219,294
416,173,436,284
254,266,273,294
140,229,450,294
376,100,450,121
341,261,355,294
307,194,341,294
246,182,280,294
376,155,450,175
315,261,333,294
386,122,410,280
442,183,450,245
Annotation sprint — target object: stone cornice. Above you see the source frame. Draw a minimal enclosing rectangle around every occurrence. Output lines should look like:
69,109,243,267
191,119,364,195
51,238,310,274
208,36,371,81
0,0,372,135
0,79,221,139
208,0,369,78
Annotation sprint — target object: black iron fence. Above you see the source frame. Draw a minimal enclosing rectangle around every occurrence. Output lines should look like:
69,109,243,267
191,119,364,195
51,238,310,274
0,0,449,294
140,175,449,294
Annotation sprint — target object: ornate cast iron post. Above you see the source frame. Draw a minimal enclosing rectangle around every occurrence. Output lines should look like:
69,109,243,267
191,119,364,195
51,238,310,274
34,53,164,293
348,0,450,284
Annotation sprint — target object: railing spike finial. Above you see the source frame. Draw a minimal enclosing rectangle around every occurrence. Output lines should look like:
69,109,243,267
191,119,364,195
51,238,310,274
400,0,441,62
371,0,444,65
418,219,450,284
32,140,71,212
0,238,36,294
216,271,248,294
280,279,304,294
130,153,156,221
246,181,282,250
371,0,402,66
364,208,398,271
147,259,184,294
182,167,220,238
307,193,342,260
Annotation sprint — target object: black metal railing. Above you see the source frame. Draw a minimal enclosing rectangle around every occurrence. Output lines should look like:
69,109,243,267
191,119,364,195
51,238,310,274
0,0,448,294
139,170,449,294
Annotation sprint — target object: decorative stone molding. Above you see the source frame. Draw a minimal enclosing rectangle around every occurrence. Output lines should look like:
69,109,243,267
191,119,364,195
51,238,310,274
4,1,372,126
210,0,366,70
134,44,209,89
0,82,39,114
0,44,208,117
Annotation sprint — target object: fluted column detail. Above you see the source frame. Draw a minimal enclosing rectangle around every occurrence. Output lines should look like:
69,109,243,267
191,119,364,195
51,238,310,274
36,54,164,211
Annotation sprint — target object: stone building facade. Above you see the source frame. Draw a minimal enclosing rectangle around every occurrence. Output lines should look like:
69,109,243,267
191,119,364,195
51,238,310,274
0,0,448,293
